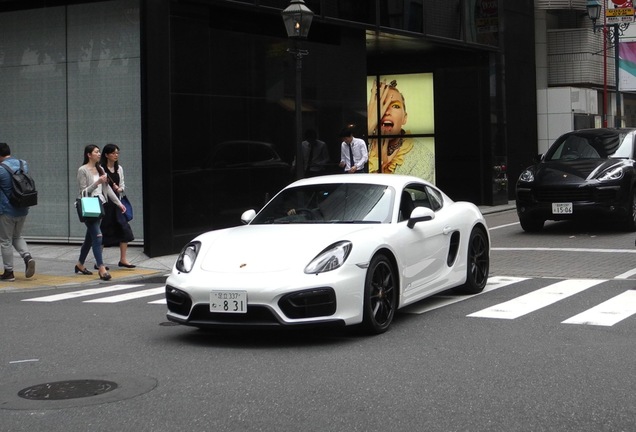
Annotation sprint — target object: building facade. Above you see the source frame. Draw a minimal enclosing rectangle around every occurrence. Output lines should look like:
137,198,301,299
0,0,536,257
536,0,636,153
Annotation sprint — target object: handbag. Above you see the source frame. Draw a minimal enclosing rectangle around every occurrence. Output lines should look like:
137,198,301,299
75,192,104,222
121,195,133,221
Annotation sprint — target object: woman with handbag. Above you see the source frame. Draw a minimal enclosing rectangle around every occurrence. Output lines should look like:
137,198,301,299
99,143,135,268
74,144,125,281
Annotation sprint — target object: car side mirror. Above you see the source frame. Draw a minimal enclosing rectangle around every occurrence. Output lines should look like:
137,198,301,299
533,153,543,163
407,206,435,229
241,209,257,224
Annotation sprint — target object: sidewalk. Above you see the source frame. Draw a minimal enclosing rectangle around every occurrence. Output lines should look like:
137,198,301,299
0,201,516,293
0,244,178,293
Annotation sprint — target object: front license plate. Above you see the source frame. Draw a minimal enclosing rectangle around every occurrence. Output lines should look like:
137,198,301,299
210,291,247,313
552,202,573,214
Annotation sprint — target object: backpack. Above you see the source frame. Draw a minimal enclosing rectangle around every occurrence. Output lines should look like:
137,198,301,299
0,160,38,208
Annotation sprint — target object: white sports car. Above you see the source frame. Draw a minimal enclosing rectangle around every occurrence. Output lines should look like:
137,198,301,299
166,174,490,334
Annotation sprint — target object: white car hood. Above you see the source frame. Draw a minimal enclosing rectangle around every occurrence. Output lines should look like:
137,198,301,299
197,224,374,273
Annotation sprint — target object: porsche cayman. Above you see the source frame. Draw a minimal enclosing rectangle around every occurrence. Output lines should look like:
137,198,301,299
165,174,490,334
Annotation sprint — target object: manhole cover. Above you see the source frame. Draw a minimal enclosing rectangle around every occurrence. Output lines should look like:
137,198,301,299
18,379,118,401
0,374,157,410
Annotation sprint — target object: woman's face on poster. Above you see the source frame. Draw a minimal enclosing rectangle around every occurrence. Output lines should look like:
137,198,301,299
380,87,408,135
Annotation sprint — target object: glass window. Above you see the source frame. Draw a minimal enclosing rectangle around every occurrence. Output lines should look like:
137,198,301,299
335,0,376,25
379,0,424,33
252,183,393,224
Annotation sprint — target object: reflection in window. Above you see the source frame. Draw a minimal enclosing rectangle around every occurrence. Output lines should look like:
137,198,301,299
252,183,393,224
336,0,376,25
379,0,423,33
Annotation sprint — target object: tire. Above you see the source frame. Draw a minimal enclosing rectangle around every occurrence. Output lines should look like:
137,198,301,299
361,254,397,335
623,189,636,232
455,227,489,295
519,215,544,232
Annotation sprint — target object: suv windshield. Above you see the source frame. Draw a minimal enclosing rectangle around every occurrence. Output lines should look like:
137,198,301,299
546,131,634,161
252,183,393,224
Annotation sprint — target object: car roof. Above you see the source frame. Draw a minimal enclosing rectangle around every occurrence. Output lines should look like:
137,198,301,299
563,127,636,137
285,173,434,190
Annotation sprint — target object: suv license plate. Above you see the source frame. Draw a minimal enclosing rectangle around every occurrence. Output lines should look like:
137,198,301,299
210,291,247,313
552,202,573,214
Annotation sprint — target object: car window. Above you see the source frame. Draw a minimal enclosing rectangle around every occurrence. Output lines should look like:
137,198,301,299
398,184,437,221
252,183,393,224
248,142,278,163
548,136,600,160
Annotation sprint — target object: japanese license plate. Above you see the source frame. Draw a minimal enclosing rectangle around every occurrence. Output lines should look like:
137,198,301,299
552,202,573,214
210,291,247,313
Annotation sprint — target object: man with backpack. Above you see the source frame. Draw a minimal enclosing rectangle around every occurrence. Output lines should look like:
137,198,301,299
0,143,35,281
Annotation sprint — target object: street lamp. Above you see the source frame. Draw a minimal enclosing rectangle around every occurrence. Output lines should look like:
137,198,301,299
586,0,630,128
282,0,314,180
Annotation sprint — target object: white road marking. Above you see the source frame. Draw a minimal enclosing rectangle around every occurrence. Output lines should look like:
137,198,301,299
467,279,605,319
148,298,167,304
562,290,636,326
22,285,144,302
492,247,636,253
488,222,520,231
84,287,165,303
402,276,528,315
614,268,636,279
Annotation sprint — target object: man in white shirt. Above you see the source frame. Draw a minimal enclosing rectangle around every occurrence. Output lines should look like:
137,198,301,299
339,128,368,173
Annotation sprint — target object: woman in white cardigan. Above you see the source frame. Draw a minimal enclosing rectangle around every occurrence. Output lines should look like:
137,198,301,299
74,144,125,281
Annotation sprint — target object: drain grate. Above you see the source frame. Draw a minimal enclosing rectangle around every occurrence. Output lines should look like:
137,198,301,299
18,379,118,401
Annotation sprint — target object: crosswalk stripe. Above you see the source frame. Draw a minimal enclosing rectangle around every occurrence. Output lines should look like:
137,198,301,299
562,290,636,326
403,275,528,315
22,284,144,302
148,298,166,305
84,287,165,303
467,279,606,320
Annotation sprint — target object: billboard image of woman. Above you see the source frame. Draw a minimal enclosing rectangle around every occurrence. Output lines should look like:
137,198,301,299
367,73,435,183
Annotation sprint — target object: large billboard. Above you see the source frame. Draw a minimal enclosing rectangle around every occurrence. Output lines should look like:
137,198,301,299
366,73,435,183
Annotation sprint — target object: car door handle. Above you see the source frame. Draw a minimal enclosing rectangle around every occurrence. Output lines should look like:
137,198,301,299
443,226,453,235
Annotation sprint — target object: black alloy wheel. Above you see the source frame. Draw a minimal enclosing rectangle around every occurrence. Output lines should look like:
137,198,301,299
455,227,489,295
362,254,397,334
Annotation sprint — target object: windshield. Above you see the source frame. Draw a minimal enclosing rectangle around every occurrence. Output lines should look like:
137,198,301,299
251,183,394,224
546,131,634,161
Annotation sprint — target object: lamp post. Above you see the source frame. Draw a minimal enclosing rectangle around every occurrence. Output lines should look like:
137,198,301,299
586,0,630,128
282,0,314,180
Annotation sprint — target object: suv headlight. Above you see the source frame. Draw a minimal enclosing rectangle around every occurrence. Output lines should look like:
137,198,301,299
519,169,535,183
598,166,624,181
305,241,352,274
175,241,201,273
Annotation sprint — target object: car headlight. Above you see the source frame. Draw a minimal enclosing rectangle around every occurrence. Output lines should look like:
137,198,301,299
305,241,352,274
175,241,201,273
598,166,624,181
519,169,535,183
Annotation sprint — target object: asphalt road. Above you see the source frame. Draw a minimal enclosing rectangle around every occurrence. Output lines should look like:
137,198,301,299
1,209,635,432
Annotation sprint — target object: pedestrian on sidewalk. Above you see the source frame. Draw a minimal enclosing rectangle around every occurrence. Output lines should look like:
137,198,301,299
75,144,125,281
0,143,35,281
100,143,135,268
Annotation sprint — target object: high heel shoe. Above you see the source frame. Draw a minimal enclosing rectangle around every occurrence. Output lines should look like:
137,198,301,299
118,261,136,268
94,264,110,270
74,265,93,275
99,272,112,281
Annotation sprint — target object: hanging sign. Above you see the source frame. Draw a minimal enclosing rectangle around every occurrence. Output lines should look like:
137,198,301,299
606,0,635,24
